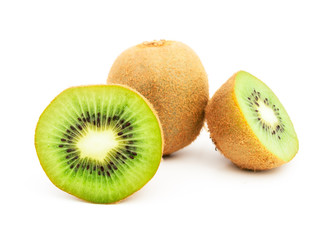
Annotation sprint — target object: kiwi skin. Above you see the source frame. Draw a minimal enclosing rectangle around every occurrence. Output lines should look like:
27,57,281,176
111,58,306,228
107,40,209,155
35,84,164,204
205,72,297,171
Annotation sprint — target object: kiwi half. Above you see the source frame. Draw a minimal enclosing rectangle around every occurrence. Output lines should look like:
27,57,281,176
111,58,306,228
35,85,163,203
107,40,209,155
205,71,299,170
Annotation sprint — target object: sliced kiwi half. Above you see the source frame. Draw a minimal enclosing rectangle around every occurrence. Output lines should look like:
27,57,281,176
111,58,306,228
35,85,163,203
206,71,299,170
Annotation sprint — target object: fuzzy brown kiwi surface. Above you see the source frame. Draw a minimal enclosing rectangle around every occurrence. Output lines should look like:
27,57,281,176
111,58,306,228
107,40,209,155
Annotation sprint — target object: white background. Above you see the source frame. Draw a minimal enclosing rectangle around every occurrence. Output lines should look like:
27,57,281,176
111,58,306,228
1,0,319,239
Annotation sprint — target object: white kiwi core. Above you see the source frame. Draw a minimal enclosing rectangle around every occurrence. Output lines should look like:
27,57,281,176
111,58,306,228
77,128,118,162
257,102,278,126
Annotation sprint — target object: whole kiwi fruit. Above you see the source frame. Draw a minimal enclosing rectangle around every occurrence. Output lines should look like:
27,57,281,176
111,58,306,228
205,71,299,170
107,40,209,155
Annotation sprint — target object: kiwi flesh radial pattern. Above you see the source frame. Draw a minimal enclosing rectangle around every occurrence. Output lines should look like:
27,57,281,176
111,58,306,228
35,85,163,203
205,71,299,170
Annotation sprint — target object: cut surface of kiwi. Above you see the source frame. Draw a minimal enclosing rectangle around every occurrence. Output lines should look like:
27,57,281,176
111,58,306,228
35,85,163,203
206,71,298,170
234,71,298,162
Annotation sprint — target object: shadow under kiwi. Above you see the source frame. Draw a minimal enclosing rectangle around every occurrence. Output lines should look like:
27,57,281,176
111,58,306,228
162,141,285,176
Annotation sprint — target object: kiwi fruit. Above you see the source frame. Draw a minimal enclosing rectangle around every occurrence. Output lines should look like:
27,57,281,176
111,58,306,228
107,40,209,155
35,85,163,203
205,71,299,170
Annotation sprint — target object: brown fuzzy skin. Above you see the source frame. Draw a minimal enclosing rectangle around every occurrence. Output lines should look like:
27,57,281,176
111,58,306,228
108,40,209,155
205,72,286,170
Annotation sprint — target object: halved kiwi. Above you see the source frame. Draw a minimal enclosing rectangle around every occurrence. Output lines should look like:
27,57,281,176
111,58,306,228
35,85,163,203
205,71,299,170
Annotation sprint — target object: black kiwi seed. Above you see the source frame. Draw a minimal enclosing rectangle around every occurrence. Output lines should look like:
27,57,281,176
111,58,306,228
86,112,90,122
66,134,73,140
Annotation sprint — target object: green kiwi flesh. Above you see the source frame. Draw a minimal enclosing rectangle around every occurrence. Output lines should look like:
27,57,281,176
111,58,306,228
35,85,163,203
234,71,299,162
